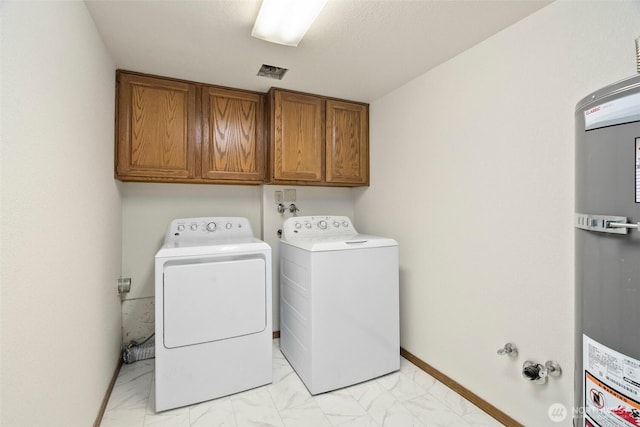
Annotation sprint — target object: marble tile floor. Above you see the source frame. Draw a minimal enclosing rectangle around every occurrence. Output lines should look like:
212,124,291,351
101,340,503,427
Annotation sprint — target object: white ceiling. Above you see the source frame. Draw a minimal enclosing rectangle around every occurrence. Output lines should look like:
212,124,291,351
86,0,552,103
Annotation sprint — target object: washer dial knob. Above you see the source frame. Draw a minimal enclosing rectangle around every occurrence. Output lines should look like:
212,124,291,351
225,222,232,229
318,220,327,229
305,222,312,229
206,222,217,232
342,220,349,227
295,222,302,229
333,221,340,227
190,223,198,231
177,224,185,232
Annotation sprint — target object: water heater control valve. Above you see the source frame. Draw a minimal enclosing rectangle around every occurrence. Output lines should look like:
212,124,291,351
522,360,562,385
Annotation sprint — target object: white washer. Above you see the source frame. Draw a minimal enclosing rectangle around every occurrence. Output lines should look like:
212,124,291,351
279,215,399,394
154,217,272,411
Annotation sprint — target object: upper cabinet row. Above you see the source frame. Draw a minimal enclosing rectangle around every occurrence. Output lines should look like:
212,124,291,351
116,71,368,186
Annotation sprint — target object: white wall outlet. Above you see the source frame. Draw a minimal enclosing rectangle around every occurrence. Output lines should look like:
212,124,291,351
284,189,296,202
274,190,283,203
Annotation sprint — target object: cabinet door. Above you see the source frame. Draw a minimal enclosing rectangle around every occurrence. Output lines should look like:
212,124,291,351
116,73,197,180
272,90,323,182
202,87,264,182
325,100,369,185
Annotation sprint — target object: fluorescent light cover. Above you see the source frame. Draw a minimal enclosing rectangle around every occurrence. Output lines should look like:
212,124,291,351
252,0,328,47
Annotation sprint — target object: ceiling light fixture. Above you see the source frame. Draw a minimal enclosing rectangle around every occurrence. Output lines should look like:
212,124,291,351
251,0,328,47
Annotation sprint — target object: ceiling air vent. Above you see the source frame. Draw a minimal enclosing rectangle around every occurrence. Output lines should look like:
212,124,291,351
257,64,288,80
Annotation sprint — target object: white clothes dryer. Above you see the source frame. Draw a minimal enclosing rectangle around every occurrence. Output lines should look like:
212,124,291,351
279,215,399,395
154,217,271,411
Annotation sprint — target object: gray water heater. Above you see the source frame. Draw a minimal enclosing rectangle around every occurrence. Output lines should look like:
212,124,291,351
575,75,640,427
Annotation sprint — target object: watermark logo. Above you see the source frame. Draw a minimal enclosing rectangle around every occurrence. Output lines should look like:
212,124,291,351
548,403,568,423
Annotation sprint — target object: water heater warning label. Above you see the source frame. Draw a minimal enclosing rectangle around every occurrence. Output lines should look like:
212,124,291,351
636,138,640,203
584,335,640,426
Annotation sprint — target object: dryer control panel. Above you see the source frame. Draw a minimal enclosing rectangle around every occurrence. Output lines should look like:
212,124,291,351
165,217,254,243
282,216,357,241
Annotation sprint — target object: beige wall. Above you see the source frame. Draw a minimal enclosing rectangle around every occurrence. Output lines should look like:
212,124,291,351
1,2,121,426
354,1,640,425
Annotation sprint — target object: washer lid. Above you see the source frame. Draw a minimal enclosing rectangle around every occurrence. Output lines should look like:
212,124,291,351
280,215,397,251
281,233,398,252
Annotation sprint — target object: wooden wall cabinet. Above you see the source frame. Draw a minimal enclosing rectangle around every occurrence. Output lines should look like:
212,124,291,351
267,88,369,187
116,72,197,180
116,71,265,184
201,87,264,182
270,90,324,183
325,100,368,186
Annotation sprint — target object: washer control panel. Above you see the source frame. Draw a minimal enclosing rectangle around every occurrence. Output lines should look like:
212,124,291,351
165,217,254,243
282,216,357,240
